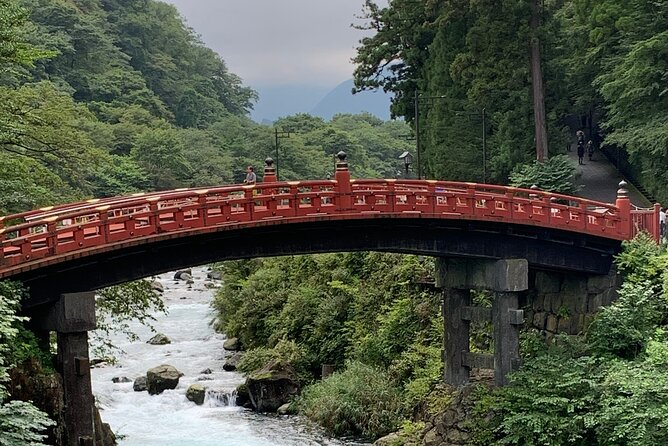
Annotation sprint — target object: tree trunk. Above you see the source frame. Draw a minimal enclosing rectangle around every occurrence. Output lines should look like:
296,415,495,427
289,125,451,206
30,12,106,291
530,0,548,161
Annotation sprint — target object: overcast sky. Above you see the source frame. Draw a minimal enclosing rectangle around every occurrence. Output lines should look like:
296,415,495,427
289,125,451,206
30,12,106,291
162,0,387,89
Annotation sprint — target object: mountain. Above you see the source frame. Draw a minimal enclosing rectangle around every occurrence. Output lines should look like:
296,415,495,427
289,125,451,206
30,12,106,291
250,79,392,123
310,79,391,120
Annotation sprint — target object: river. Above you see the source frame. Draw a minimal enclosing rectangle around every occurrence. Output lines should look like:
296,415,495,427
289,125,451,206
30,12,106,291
90,266,370,446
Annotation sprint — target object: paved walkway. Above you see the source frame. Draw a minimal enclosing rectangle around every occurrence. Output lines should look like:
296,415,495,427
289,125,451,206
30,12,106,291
565,143,652,207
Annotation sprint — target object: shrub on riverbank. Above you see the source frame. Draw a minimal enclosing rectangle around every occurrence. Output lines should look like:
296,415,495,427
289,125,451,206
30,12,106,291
298,361,404,439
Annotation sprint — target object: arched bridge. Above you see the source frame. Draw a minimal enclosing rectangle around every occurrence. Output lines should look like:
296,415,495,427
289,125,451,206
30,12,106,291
0,154,659,306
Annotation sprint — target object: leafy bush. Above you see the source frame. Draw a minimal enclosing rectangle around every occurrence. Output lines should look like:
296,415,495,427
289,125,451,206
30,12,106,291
236,339,311,384
587,281,666,359
509,155,580,194
0,281,54,445
298,361,404,439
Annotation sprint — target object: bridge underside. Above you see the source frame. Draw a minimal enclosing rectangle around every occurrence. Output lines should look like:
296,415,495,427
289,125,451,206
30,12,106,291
14,217,619,308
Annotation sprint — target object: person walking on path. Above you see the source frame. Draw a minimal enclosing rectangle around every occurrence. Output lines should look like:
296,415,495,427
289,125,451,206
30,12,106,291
577,141,585,165
660,207,666,242
587,140,594,161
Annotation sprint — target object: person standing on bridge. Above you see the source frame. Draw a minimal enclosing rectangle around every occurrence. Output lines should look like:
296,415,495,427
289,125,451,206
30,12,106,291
244,165,256,184
660,207,666,242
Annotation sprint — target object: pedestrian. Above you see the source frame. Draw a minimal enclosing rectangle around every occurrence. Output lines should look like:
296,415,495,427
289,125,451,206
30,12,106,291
587,140,594,160
244,165,256,184
577,142,585,165
660,207,666,242
576,129,585,145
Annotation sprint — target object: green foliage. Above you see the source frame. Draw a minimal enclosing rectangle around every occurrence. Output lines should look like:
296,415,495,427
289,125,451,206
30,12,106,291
587,281,666,359
0,281,54,445
0,0,53,70
298,361,404,439
509,155,580,194
615,232,667,286
236,339,311,384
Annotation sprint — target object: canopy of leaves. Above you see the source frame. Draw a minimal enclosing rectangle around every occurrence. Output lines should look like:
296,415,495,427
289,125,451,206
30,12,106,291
509,154,580,195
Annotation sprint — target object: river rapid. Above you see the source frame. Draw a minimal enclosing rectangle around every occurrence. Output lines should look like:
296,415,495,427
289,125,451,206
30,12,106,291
90,266,370,446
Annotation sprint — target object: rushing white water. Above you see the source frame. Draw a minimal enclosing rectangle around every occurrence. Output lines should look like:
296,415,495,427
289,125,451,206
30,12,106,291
90,267,370,446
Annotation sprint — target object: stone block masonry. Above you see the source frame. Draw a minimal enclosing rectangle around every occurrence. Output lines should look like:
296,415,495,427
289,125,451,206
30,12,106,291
523,267,620,337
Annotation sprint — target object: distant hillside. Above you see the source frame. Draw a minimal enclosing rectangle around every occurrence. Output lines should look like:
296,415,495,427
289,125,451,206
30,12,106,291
310,79,391,120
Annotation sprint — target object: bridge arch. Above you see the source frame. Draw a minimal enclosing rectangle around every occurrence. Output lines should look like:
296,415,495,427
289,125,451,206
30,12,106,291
0,154,657,307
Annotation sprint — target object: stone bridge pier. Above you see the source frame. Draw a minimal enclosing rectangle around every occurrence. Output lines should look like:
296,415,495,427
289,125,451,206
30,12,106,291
32,292,97,446
437,257,620,386
437,258,527,386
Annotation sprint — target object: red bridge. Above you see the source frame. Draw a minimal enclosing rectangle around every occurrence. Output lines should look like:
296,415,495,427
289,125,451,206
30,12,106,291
0,153,659,305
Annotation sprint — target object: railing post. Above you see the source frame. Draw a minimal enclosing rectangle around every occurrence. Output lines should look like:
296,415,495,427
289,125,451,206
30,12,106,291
263,157,277,183
615,180,632,239
334,151,352,211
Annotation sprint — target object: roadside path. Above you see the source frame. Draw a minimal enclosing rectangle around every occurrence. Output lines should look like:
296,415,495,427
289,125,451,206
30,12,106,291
565,144,652,207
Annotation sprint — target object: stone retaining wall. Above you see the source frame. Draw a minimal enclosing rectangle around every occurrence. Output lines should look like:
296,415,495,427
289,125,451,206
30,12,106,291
522,267,620,336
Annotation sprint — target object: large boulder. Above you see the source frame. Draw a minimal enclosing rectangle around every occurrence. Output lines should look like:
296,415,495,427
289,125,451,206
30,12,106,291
245,360,300,412
223,352,243,371
186,384,206,405
223,337,240,351
146,365,182,395
147,333,171,345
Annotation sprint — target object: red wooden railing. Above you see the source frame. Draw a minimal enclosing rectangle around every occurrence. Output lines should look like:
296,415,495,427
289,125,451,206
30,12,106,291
0,155,658,279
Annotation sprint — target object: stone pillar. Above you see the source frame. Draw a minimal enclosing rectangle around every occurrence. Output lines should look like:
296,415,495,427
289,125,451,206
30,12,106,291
490,259,527,386
493,292,521,386
334,151,352,211
443,288,471,386
262,157,277,183
57,332,95,446
35,292,96,446
437,257,527,387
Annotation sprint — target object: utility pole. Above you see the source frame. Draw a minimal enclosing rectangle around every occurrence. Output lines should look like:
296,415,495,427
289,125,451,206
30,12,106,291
530,0,548,161
482,108,487,183
414,91,421,180
274,128,292,181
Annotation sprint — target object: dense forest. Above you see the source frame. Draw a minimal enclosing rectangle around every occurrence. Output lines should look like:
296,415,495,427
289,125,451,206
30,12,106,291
353,0,667,200
0,0,667,445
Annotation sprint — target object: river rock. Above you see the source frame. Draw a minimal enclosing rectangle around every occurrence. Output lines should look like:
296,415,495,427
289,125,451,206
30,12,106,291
150,280,164,293
200,368,213,374
146,364,182,395
277,403,296,415
223,352,243,371
245,360,300,412
174,269,192,281
133,376,147,392
111,376,132,383
223,337,240,351
207,271,223,280
234,383,252,409
186,383,206,405
374,432,403,446
147,333,171,345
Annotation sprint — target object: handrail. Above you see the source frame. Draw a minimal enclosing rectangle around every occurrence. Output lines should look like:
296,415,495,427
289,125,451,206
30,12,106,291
0,160,659,278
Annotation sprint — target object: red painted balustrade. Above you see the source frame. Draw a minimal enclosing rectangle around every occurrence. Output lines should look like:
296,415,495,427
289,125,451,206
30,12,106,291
0,157,658,279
